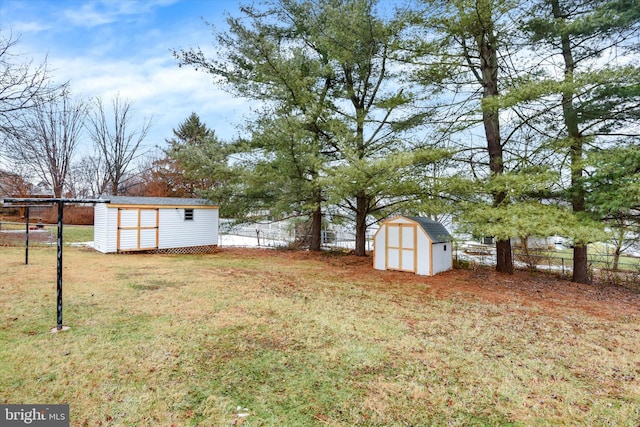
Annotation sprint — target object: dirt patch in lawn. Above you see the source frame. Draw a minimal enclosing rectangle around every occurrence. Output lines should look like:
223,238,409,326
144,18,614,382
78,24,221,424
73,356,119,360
218,247,640,321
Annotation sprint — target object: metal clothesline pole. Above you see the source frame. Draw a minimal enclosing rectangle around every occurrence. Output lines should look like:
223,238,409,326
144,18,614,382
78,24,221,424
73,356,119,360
56,200,64,330
6,204,45,265
25,206,29,265
2,197,110,332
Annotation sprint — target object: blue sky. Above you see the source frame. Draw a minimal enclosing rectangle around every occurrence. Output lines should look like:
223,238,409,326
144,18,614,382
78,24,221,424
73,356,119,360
0,0,250,150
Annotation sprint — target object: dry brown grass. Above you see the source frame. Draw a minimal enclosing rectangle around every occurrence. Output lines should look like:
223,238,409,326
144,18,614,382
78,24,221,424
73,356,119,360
1,246,639,426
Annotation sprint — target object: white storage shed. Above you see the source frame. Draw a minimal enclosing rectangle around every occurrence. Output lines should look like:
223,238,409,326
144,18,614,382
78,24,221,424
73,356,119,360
93,196,219,254
373,216,452,276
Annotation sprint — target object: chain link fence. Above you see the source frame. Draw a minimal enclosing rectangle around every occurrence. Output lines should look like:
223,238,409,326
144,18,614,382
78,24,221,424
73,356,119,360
454,240,640,289
218,219,375,251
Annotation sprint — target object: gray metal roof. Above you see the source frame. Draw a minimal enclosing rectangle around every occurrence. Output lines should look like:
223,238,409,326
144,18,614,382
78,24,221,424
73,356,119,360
104,196,217,207
408,216,452,243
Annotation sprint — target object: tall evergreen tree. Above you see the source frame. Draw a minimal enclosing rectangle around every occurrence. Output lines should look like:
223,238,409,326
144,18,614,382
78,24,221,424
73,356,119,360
242,112,328,250
165,113,237,210
415,0,522,273
587,142,640,270
176,0,445,255
524,0,640,283
170,112,213,147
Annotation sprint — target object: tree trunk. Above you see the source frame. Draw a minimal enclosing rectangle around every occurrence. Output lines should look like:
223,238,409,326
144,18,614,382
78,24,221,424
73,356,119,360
573,245,589,283
569,109,587,282
496,239,514,274
53,183,64,198
520,235,534,270
612,225,625,271
110,181,119,196
354,192,368,256
476,17,513,274
613,248,621,271
551,0,589,283
309,202,322,252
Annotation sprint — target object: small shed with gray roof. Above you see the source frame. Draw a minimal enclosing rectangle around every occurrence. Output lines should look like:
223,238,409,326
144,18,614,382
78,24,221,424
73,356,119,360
93,196,219,254
373,215,452,276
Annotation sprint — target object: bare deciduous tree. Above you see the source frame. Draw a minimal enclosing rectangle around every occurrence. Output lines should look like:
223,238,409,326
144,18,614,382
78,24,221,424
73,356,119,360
0,168,32,197
5,88,86,197
85,93,152,195
0,32,64,150
68,154,110,198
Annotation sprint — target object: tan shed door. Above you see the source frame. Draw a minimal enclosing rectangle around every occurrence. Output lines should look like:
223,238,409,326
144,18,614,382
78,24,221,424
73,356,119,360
117,208,159,251
386,223,416,272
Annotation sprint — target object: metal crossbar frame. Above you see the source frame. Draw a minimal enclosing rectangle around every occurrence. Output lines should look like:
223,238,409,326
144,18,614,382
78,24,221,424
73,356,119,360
2,198,109,331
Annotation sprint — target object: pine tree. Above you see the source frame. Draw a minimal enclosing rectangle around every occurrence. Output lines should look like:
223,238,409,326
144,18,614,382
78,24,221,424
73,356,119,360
414,0,521,273
164,113,236,209
524,0,640,283
175,0,445,255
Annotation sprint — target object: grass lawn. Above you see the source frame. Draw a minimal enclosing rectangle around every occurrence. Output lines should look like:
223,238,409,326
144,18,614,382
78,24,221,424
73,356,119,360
0,223,94,246
1,246,639,426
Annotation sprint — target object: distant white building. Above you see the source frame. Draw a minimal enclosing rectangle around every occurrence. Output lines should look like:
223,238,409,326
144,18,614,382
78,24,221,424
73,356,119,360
94,196,219,254
374,216,452,276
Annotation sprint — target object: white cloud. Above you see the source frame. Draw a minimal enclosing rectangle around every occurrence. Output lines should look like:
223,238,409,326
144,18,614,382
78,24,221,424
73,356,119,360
6,20,51,34
48,52,251,145
60,0,181,28
2,0,254,148
62,4,114,27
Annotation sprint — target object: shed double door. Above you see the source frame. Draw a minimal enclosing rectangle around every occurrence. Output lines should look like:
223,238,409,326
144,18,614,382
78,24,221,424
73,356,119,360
117,208,159,251
386,223,416,272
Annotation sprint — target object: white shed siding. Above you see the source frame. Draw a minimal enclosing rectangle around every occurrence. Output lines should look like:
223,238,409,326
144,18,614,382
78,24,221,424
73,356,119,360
93,203,108,253
431,242,453,274
158,208,218,249
373,226,386,271
105,207,119,253
415,229,431,276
